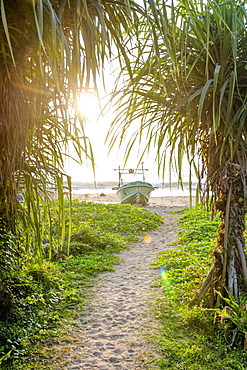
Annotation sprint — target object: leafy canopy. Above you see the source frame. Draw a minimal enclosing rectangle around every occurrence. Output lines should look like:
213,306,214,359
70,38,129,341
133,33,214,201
108,0,247,196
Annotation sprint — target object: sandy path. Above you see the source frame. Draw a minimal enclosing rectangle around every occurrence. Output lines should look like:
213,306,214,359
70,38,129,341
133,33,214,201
65,204,182,370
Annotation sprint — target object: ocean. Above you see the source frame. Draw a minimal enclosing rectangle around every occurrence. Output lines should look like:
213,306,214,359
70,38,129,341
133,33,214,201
71,181,200,197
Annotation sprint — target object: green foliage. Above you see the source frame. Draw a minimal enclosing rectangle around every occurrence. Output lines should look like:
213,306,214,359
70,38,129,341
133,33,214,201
153,205,247,369
109,0,247,196
0,350,12,365
51,200,163,256
214,291,247,351
154,205,219,302
0,0,143,255
69,200,162,239
0,201,163,369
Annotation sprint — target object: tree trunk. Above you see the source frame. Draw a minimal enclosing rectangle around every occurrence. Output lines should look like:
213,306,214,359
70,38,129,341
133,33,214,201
190,162,247,307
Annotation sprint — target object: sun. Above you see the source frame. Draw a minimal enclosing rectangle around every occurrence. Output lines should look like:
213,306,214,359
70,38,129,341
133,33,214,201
76,92,101,121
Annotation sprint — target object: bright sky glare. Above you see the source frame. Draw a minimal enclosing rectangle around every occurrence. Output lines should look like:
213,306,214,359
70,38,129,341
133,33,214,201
65,66,195,186
64,65,160,184
65,104,193,185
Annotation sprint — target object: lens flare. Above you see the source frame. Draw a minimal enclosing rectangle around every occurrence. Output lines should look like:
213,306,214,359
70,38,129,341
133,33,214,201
144,235,152,243
160,266,170,288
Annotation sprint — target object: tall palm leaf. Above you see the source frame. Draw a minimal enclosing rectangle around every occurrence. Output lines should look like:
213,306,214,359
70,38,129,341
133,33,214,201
108,0,247,305
0,0,142,255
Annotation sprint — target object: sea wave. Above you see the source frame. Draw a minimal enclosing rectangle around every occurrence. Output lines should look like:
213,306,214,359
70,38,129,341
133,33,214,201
71,182,200,197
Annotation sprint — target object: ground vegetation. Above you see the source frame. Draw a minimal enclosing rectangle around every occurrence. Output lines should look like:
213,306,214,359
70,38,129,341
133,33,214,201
153,205,247,368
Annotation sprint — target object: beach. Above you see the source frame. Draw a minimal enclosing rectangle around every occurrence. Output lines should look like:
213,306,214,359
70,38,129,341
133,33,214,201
71,191,196,211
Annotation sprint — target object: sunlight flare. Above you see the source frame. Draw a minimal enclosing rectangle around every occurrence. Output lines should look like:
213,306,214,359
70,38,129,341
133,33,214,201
144,235,152,244
160,266,171,289
76,92,101,121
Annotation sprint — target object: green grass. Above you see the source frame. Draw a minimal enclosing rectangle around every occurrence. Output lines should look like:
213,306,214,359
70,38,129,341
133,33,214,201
152,204,247,369
0,200,163,369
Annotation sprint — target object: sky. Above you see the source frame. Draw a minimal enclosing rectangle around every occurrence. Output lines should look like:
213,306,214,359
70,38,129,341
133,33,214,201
64,66,164,184
64,0,201,192
63,10,176,185
64,110,195,186
64,111,160,184
64,60,196,187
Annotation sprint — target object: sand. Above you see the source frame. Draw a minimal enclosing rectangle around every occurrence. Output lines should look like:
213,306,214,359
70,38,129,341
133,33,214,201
63,194,193,370
72,192,195,211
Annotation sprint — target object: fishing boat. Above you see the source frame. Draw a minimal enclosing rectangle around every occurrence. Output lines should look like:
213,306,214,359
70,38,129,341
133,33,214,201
113,164,155,206
116,180,155,206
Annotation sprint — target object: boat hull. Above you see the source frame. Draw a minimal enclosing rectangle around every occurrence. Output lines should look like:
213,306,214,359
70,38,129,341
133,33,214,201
116,181,154,206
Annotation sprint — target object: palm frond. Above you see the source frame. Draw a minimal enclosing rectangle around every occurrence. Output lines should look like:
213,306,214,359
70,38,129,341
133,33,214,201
108,0,247,197
0,0,143,256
